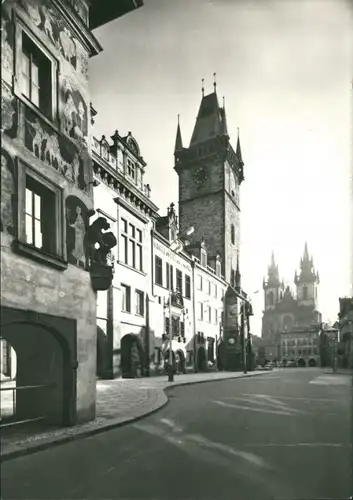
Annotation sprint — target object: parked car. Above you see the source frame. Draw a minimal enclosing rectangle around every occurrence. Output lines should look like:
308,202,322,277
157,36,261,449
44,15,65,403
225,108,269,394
287,360,296,367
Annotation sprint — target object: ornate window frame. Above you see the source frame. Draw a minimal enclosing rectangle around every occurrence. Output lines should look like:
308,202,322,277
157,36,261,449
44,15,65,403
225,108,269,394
13,14,59,128
14,158,67,270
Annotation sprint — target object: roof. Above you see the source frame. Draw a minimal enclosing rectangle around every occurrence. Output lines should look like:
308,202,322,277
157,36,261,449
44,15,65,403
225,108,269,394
89,0,144,30
190,92,227,146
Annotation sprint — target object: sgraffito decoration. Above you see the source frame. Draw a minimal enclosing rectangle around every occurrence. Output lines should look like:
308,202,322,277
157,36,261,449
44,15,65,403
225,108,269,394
1,149,15,236
19,0,78,70
24,108,87,191
66,195,90,268
1,13,14,81
1,82,18,138
61,76,88,145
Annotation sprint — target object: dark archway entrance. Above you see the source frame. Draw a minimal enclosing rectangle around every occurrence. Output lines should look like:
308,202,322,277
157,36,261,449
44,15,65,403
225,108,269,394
121,334,144,378
96,327,110,379
197,346,207,372
217,341,225,371
175,350,186,374
297,358,306,367
1,321,73,426
308,358,317,367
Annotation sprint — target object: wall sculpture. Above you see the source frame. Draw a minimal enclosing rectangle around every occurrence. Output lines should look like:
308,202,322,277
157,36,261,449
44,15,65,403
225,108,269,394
1,149,15,236
24,108,87,190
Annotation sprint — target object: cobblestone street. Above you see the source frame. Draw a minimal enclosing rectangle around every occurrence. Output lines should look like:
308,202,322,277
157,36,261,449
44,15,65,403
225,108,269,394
1,370,269,460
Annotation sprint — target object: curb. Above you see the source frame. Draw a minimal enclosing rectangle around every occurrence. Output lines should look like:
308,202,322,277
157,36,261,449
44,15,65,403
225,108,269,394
1,371,271,462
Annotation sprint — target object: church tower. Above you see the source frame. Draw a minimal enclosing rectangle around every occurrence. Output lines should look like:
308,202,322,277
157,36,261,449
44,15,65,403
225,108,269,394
294,242,320,309
174,77,244,284
263,252,282,310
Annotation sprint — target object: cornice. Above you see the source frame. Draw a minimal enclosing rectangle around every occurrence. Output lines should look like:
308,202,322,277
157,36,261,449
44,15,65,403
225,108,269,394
52,0,102,56
92,153,158,214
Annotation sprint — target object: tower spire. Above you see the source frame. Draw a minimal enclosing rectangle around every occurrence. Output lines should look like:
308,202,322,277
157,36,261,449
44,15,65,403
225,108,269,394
213,72,217,92
174,114,183,153
236,127,243,165
201,78,204,97
235,252,241,290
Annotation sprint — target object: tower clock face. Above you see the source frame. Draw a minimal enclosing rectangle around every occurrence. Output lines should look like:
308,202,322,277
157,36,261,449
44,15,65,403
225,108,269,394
193,166,208,186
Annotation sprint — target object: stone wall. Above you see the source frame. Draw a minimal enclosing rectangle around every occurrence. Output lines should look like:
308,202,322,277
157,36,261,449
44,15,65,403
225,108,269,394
1,0,98,424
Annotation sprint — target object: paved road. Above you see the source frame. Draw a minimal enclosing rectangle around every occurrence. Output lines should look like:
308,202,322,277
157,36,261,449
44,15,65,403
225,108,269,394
1,368,352,500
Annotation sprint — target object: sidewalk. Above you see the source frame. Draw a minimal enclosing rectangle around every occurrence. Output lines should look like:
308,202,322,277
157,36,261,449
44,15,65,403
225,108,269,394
1,370,271,461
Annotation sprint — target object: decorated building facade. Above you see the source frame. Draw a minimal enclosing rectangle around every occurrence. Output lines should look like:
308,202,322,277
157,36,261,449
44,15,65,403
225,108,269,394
261,244,322,366
0,0,142,425
92,83,250,378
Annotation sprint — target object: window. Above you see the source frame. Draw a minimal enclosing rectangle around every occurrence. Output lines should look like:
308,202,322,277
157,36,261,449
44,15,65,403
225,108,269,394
201,249,207,267
214,309,218,324
121,284,131,312
231,224,235,245
155,256,163,286
166,263,170,290
20,31,53,119
197,302,203,321
197,275,202,291
207,306,212,323
213,284,217,298
120,218,143,271
170,265,174,291
127,159,135,180
303,286,308,300
16,165,65,269
180,321,185,337
135,290,144,316
206,280,211,295
185,275,191,299
176,269,183,294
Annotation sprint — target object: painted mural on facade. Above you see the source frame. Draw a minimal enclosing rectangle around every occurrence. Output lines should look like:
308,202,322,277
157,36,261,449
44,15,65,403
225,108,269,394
24,108,88,191
61,75,88,145
2,82,18,139
1,149,15,236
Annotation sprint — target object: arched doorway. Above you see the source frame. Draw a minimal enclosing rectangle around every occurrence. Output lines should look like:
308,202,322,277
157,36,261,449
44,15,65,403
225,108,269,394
197,346,207,372
121,334,144,378
96,327,109,379
297,358,306,367
0,339,17,419
1,321,73,425
308,358,317,367
175,350,186,374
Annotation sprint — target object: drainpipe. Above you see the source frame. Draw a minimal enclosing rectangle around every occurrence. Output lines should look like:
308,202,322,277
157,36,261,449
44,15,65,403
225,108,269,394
191,258,197,372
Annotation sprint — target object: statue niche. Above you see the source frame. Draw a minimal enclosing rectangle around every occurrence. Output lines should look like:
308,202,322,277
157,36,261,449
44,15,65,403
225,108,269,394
66,196,89,268
87,216,117,291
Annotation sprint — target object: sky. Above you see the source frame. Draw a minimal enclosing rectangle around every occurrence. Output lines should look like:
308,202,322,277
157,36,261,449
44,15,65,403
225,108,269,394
89,0,353,335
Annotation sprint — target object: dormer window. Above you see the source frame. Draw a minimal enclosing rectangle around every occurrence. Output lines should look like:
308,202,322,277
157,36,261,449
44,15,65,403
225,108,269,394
200,249,207,267
127,159,135,180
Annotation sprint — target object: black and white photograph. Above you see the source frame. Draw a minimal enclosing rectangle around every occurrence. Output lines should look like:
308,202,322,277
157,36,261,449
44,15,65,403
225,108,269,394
1,0,352,499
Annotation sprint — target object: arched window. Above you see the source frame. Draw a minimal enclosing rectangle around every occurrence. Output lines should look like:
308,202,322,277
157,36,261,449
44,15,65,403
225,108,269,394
231,224,235,245
268,291,274,306
303,286,308,300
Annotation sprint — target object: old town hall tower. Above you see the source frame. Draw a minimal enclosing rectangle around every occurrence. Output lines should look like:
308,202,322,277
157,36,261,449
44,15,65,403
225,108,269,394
174,80,244,284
